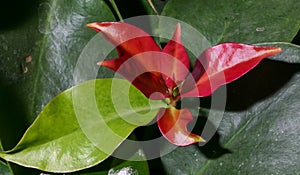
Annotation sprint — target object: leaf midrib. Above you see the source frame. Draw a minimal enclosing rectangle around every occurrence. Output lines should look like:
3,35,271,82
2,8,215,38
7,94,162,156
196,73,296,175
30,0,58,118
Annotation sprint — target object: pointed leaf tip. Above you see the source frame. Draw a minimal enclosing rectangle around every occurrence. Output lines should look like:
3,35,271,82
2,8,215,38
162,23,190,84
182,43,283,97
172,23,182,43
157,107,205,146
86,22,114,32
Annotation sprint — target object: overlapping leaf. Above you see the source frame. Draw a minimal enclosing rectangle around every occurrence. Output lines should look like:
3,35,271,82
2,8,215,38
161,1,300,174
161,43,300,174
0,79,165,172
0,0,116,173
162,0,300,45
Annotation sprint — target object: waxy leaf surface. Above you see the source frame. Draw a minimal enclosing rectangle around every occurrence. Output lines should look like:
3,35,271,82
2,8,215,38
182,43,282,97
88,21,282,146
88,22,168,99
162,0,300,44
0,0,118,173
161,43,300,174
157,107,205,146
0,79,165,172
257,42,300,63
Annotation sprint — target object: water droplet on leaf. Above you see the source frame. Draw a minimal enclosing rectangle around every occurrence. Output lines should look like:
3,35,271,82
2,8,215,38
256,27,265,32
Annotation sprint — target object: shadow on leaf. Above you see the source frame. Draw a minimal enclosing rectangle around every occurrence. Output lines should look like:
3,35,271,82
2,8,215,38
199,59,300,111
0,77,41,175
190,115,232,159
225,59,300,111
0,0,36,30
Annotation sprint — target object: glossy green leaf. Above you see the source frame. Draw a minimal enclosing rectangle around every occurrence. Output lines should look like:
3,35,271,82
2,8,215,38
79,137,150,175
161,44,300,174
0,0,115,122
162,0,300,45
107,147,150,175
0,0,114,173
0,79,165,173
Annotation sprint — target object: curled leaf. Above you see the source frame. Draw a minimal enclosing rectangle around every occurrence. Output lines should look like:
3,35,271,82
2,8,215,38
157,107,205,146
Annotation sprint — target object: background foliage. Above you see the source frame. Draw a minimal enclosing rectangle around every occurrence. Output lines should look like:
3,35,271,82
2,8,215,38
0,0,299,174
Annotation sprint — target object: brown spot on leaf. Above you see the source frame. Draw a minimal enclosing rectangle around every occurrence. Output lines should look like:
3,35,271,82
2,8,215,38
21,64,28,74
25,55,32,63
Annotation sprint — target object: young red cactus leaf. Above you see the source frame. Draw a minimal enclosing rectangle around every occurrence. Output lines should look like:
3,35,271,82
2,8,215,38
157,107,205,146
181,43,282,97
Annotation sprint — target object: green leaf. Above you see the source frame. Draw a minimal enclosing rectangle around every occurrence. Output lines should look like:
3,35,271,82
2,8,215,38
256,42,300,63
162,0,300,45
143,0,169,15
161,45,300,174
0,0,114,173
0,161,12,175
0,142,12,175
0,0,115,122
107,147,150,175
79,136,150,175
0,78,165,173
107,149,149,175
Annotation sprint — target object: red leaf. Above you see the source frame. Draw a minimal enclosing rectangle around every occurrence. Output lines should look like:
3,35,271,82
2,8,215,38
87,22,161,62
181,43,282,97
114,52,180,99
162,24,190,87
157,107,205,146
87,22,191,99
87,22,167,99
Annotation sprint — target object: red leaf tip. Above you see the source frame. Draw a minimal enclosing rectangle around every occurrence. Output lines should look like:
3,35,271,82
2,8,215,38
157,107,206,146
268,46,282,54
172,23,182,42
96,61,103,66
86,22,114,32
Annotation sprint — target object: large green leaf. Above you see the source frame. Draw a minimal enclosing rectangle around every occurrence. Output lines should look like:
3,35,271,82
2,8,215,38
0,0,114,173
161,44,300,174
0,78,165,173
0,0,115,122
162,0,300,45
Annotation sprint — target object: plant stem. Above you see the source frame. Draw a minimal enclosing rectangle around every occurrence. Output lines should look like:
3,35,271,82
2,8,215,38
147,0,158,15
0,141,14,174
109,0,123,22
